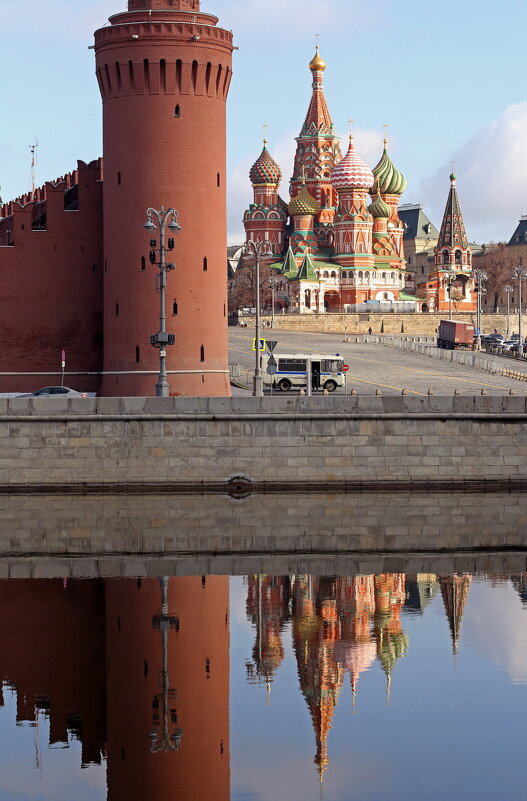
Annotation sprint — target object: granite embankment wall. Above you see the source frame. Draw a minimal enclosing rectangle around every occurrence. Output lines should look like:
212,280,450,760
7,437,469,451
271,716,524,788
1,395,526,487
261,311,511,335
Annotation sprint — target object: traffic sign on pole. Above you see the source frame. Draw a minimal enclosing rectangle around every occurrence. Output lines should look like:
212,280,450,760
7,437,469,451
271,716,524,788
266,340,278,352
342,364,349,372
252,338,266,352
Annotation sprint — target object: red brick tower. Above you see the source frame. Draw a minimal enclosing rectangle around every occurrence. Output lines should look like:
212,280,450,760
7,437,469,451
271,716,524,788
94,0,234,397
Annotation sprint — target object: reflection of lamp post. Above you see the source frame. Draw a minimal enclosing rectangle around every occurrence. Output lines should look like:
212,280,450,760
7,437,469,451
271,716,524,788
513,266,527,355
504,284,513,337
471,268,487,349
269,278,279,329
244,239,272,396
149,577,183,753
144,207,181,397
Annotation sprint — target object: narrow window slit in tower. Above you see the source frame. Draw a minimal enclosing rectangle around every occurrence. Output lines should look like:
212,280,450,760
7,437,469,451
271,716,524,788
117,171,122,185
104,63,112,95
191,60,198,92
216,64,223,96
115,301,119,316
172,300,178,315
115,61,122,94
128,60,135,92
222,67,230,97
203,256,208,271
200,345,205,362
141,256,146,271
92,264,96,273
205,659,210,675
205,62,212,93
143,58,150,92
160,59,166,93
175,104,181,118
175,59,182,92
217,172,221,187
136,345,140,362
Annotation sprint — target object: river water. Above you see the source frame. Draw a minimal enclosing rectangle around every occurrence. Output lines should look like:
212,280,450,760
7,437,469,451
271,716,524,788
0,570,525,801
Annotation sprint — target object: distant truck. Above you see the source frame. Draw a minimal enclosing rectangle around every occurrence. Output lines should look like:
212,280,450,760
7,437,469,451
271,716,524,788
437,320,475,350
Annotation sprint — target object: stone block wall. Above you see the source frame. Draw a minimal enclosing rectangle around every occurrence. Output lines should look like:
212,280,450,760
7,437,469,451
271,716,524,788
0,396,526,486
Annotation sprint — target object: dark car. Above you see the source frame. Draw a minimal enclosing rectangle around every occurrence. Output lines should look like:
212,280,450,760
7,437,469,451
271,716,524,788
16,386,90,398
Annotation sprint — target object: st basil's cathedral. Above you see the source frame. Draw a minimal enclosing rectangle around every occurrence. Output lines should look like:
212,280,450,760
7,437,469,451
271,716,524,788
242,48,476,314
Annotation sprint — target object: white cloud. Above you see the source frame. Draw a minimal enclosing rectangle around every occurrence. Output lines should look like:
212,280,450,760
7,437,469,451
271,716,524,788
420,103,527,244
464,579,527,685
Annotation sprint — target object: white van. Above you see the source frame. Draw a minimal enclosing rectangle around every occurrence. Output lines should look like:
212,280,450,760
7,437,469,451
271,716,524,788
262,353,345,392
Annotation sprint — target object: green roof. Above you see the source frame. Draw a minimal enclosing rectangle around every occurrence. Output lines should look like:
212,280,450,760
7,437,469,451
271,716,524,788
296,252,321,281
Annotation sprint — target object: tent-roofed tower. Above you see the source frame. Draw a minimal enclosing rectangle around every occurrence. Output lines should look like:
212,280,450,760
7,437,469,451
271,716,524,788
424,173,475,312
243,138,288,256
439,574,472,655
95,0,234,396
290,48,342,232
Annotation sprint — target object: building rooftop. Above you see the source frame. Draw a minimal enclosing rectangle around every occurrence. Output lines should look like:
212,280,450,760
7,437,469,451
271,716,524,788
508,217,527,246
398,205,439,242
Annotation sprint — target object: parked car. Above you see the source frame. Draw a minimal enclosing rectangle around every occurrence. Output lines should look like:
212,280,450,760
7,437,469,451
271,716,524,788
500,340,518,351
487,334,504,344
16,386,91,398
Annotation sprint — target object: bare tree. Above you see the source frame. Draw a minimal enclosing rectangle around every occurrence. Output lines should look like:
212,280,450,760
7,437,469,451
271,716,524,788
228,257,274,312
473,244,518,311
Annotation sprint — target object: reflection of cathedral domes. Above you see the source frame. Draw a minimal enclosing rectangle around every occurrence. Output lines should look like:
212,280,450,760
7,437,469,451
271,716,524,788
331,137,374,192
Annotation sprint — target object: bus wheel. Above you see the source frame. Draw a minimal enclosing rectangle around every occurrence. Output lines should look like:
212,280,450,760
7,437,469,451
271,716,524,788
278,379,291,391
324,380,337,392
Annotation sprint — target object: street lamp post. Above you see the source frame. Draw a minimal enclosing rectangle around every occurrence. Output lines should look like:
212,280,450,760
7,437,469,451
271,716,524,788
471,267,487,349
445,265,455,320
144,207,181,397
244,239,272,396
513,265,527,357
269,277,279,329
504,284,513,337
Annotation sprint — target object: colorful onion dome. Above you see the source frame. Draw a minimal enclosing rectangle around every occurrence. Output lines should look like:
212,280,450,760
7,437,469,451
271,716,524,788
288,184,321,216
368,192,391,218
372,140,407,195
309,45,326,72
331,136,374,192
249,140,282,186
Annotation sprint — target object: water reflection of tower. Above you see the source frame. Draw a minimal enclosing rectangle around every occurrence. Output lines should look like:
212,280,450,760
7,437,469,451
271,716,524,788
105,576,230,801
439,574,472,654
245,575,291,694
291,576,344,782
373,574,408,701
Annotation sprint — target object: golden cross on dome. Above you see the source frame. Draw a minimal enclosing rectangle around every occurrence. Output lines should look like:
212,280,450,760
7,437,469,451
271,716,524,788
263,123,268,146
348,119,353,144
383,123,389,145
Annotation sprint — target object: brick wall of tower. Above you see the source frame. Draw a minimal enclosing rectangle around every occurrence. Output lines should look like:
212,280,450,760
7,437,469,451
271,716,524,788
0,161,103,394
95,5,234,397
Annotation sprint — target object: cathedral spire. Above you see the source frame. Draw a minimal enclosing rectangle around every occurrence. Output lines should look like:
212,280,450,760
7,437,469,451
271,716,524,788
301,47,334,136
436,172,469,252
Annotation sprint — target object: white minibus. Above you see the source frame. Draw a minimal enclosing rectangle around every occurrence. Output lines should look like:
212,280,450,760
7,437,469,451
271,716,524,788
262,353,345,392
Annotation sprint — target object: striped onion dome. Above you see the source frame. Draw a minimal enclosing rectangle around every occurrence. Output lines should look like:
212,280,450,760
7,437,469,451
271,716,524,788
331,136,374,192
368,192,391,218
372,141,407,195
288,184,321,216
249,141,282,186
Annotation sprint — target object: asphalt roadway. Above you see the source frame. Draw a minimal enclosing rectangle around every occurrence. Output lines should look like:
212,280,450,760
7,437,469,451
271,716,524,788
229,329,527,396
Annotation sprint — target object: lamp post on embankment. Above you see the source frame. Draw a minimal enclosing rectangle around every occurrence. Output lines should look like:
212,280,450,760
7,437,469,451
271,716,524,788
504,284,513,337
144,207,181,397
244,239,272,396
471,267,487,349
513,265,527,357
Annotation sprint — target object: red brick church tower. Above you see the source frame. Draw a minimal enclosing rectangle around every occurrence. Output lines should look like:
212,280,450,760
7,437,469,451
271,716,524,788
94,0,234,396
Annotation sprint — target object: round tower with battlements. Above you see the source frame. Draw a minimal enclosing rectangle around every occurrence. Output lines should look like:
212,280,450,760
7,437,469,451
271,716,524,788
94,0,233,396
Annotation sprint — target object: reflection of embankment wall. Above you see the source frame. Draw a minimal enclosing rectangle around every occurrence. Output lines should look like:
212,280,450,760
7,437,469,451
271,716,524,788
0,493,526,567
1,396,526,485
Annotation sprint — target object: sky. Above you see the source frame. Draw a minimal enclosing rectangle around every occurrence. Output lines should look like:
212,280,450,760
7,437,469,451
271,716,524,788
1,0,527,246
